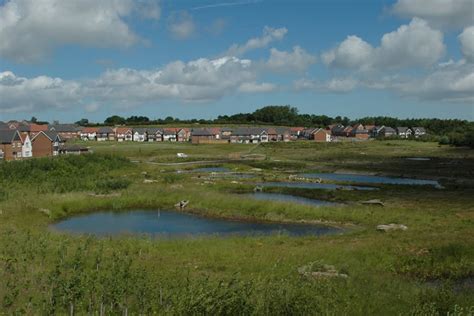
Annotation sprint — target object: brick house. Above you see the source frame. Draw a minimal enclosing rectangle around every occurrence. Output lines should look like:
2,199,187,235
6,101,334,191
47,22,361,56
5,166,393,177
80,127,99,141
32,131,63,157
49,124,80,139
97,127,115,141
0,130,23,161
313,128,331,142
115,127,133,142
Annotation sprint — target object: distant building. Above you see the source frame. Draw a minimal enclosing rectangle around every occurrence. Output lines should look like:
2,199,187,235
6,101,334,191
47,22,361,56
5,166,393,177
32,131,63,157
313,128,331,142
0,130,23,161
397,127,412,138
412,127,426,138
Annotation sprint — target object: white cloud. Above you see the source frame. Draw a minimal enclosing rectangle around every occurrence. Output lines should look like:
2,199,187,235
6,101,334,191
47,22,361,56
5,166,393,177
391,0,474,29
226,26,287,56
391,61,474,103
459,26,474,62
266,46,317,73
238,82,276,93
0,0,145,63
167,11,196,40
0,56,262,112
322,18,445,70
322,36,373,69
88,56,258,103
0,71,82,113
377,18,445,69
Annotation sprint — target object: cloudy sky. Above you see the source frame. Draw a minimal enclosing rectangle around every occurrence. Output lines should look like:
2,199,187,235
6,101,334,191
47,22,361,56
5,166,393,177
0,0,473,122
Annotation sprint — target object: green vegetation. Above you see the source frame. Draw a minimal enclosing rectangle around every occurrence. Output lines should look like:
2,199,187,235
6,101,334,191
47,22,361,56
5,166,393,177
0,141,473,314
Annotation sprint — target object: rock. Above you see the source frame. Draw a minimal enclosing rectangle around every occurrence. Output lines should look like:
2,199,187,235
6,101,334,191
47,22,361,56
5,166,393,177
362,199,384,206
175,200,189,210
376,224,408,232
254,185,263,192
143,179,157,184
39,208,51,217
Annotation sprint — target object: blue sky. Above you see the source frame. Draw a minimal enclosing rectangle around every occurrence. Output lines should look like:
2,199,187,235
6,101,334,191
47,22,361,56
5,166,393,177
0,0,473,123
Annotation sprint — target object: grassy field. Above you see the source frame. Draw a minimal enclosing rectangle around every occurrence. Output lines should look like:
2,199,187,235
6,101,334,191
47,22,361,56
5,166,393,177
0,140,473,315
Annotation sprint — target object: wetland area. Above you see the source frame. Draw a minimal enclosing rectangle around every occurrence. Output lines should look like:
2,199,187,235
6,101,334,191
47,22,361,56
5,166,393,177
1,140,473,314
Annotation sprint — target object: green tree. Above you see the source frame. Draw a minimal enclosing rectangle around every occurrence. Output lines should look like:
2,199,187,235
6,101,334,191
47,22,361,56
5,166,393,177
104,115,126,126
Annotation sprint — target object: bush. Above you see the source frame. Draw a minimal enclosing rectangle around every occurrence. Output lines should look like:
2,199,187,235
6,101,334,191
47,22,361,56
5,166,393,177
0,154,133,193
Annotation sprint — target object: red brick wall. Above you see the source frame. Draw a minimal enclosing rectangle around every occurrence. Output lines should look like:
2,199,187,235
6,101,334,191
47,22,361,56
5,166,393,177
32,134,53,157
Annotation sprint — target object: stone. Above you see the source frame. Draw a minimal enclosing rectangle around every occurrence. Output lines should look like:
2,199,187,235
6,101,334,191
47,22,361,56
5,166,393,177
376,223,408,232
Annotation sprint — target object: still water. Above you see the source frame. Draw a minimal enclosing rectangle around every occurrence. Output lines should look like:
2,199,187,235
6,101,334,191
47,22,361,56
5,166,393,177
52,210,341,237
300,173,441,188
258,182,378,190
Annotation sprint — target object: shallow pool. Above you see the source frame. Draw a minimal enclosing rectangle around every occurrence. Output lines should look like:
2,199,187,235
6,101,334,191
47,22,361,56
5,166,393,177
300,173,441,188
52,210,341,237
258,182,378,191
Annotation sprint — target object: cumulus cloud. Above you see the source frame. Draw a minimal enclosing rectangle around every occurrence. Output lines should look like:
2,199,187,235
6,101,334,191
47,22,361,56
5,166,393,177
391,61,474,103
0,71,82,113
391,0,474,29
322,36,373,69
0,0,146,63
266,46,317,73
226,26,287,56
0,56,267,112
322,18,445,70
459,26,474,62
167,11,196,40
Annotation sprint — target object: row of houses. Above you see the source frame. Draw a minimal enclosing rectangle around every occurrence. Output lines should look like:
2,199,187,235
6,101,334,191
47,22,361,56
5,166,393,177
0,125,88,161
320,124,427,141
1,120,428,159
0,129,76,161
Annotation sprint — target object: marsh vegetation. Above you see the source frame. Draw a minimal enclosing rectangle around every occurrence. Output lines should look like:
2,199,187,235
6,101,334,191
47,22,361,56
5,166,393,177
0,140,473,314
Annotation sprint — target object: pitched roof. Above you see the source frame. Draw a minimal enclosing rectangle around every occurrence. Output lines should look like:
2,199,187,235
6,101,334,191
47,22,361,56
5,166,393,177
0,121,8,130
0,130,20,144
32,131,62,142
232,127,266,136
396,127,410,133
115,127,132,134
50,124,79,132
98,127,114,133
191,128,215,136
81,127,99,133
382,127,396,133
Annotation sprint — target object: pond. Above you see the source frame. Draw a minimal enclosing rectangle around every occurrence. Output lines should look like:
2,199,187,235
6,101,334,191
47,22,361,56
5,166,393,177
300,173,441,188
52,210,341,237
247,192,340,207
258,182,378,191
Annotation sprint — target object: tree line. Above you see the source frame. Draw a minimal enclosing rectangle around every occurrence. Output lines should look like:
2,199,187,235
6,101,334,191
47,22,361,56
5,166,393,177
71,105,474,147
